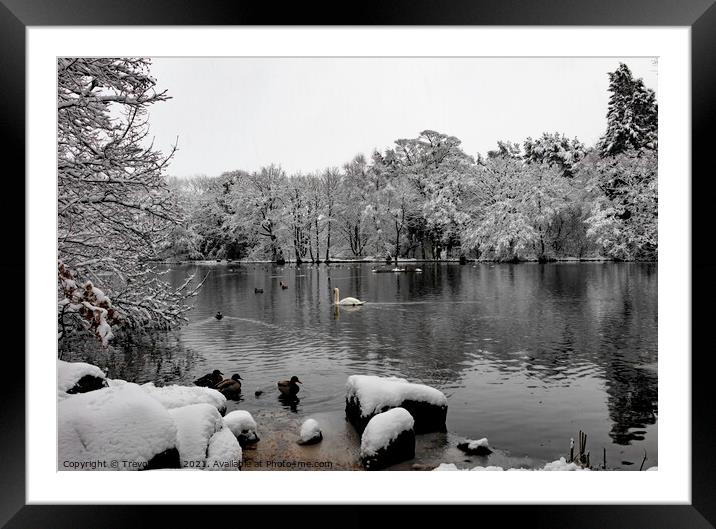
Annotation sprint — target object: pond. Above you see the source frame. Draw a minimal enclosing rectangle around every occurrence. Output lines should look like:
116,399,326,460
67,262,658,470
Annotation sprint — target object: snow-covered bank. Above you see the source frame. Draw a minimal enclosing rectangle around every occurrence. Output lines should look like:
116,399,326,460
434,457,590,472
57,359,107,398
58,360,243,471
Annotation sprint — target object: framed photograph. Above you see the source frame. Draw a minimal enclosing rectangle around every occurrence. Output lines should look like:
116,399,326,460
4,0,714,527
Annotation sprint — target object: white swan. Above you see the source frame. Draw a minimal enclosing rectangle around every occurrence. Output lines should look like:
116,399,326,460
333,287,365,306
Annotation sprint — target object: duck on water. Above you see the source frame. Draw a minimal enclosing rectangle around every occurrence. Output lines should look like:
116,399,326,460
278,376,302,396
215,373,243,399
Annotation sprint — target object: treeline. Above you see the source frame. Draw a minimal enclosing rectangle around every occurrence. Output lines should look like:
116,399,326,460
164,63,657,263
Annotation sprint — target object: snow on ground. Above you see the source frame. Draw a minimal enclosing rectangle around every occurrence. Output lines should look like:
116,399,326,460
646,466,658,471
434,457,591,471
346,375,447,417
59,383,177,469
223,410,258,443
206,427,242,471
360,407,414,457
141,382,227,413
169,403,223,464
57,359,106,394
299,418,322,443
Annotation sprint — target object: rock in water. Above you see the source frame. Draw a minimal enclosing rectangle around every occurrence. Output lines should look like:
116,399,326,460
345,375,448,434
457,438,493,456
360,407,415,470
222,410,259,446
297,418,323,445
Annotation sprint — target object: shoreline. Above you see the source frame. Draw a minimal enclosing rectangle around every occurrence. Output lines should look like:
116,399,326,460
152,257,658,265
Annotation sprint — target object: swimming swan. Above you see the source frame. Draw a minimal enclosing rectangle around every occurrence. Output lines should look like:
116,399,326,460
333,287,365,306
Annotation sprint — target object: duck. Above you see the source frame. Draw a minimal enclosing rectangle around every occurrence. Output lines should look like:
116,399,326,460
215,373,242,398
280,281,288,289
215,311,223,320
332,287,364,306
254,287,264,293
277,376,302,396
194,369,224,387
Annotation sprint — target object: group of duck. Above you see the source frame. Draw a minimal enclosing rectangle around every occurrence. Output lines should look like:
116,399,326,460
193,369,302,400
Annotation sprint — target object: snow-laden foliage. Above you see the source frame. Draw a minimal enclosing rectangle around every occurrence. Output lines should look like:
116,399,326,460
599,63,658,157
583,149,658,260
523,132,586,178
57,58,203,344
161,64,656,263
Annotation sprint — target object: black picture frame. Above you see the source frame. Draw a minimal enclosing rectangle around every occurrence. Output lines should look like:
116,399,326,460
2,1,713,527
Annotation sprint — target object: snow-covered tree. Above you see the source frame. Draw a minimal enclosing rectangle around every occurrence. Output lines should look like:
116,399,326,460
57,58,202,344
523,132,586,177
231,165,287,261
584,149,657,260
337,155,371,258
599,63,658,157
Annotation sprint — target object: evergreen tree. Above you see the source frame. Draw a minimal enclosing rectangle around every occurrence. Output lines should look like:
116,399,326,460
599,63,658,156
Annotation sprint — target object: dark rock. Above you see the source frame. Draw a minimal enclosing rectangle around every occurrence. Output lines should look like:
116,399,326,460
457,440,493,456
361,428,415,470
346,397,447,435
66,374,108,394
142,447,181,470
297,431,323,446
237,432,260,447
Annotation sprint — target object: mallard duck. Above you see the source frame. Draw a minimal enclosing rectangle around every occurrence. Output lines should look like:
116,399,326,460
215,373,243,398
215,311,223,320
280,281,288,289
254,287,264,293
277,376,301,396
194,369,224,387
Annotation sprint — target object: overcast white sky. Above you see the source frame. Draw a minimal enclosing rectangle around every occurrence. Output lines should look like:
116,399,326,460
148,57,657,178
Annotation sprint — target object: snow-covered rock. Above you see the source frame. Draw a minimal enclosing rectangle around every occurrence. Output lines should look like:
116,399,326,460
141,382,227,415
297,418,323,445
58,359,107,397
360,407,415,470
58,383,179,470
169,403,223,466
457,437,493,456
345,375,448,433
223,410,259,446
206,427,242,471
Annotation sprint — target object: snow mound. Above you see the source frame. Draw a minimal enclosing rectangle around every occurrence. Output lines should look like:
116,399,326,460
346,375,447,417
467,438,489,450
541,457,586,471
433,463,459,471
299,418,323,444
206,427,242,471
57,359,106,394
646,466,658,471
223,410,259,445
169,403,223,464
360,407,414,457
58,383,177,469
141,382,227,413
433,457,592,472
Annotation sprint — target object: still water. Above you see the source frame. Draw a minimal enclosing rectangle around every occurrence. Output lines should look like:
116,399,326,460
71,262,658,469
